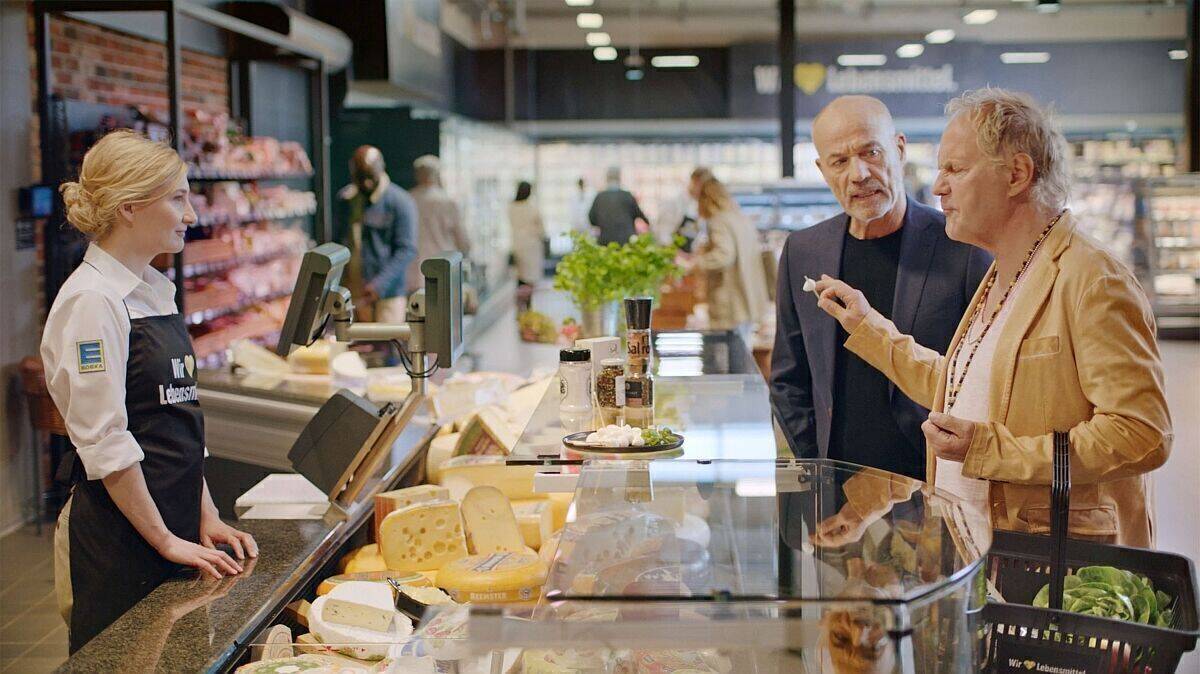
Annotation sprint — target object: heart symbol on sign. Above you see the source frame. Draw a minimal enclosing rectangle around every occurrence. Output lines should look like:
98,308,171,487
184,354,196,378
1024,660,1036,670
793,62,826,95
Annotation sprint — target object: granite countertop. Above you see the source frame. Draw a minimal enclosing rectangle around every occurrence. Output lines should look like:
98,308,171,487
57,420,437,674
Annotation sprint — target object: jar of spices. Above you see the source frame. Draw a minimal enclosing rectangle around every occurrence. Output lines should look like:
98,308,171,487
596,358,626,426
558,348,593,432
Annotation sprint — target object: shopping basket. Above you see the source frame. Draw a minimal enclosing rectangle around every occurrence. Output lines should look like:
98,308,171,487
983,432,1199,673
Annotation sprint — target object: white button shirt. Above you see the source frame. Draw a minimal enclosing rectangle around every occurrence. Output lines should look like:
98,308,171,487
41,244,198,481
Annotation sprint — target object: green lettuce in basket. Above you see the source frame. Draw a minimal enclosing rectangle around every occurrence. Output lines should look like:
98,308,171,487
1032,565,1175,627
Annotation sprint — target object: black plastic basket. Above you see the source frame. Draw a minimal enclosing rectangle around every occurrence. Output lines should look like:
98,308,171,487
983,432,1199,673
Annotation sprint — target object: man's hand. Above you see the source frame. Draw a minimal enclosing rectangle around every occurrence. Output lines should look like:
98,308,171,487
200,514,259,561
814,275,871,334
922,412,976,463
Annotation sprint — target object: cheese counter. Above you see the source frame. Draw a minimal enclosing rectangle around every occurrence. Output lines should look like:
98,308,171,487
57,329,764,672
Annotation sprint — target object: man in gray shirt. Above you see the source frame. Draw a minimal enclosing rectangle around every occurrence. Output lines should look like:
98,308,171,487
588,166,648,245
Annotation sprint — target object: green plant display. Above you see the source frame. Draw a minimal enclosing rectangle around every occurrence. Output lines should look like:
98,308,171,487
553,232,682,310
1032,565,1174,627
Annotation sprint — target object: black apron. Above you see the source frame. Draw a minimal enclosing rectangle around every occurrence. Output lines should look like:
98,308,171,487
66,309,205,653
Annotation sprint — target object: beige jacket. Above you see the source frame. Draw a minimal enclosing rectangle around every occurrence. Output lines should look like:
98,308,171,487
844,213,1170,547
407,184,471,292
694,208,770,330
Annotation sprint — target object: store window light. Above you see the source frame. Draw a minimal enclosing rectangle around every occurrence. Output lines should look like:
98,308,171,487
925,29,956,44
593,46,618,61
963,9,997,25
1168,49,1188,61
837,54,887,67
586,32,611,47
565,0,594,6
896,43,925,58
1000,51,1050,64
576,12,603,29
651,55,700,68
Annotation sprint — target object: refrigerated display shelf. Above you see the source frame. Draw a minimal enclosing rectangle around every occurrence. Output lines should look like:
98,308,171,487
185,289,294,326
195,204,317,228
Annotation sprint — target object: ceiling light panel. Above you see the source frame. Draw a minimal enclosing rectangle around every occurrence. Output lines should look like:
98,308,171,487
577,13,603,29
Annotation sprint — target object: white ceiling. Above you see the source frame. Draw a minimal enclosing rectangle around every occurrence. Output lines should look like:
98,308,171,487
446,0,1188,49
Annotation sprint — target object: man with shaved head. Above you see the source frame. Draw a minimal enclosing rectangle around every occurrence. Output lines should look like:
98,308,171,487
770,96,990,479
335,145,419,323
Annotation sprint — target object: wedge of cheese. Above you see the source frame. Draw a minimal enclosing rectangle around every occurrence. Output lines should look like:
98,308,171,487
512,499,555,550
426,433,459,483
437,455,540,501
461,486,527,555
308,594,411,661
338,544,387,573
379,500,467,572
322,581,396,632
317,570,429,596
453,406,518,456
374,484,449,541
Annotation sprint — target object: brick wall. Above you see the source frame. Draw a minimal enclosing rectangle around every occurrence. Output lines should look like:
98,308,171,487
46,15,229,121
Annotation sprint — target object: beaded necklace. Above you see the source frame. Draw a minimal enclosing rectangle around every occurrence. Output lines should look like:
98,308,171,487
945,210,1066,411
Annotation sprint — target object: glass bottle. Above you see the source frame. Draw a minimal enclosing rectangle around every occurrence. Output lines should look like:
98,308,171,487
623,298,654,428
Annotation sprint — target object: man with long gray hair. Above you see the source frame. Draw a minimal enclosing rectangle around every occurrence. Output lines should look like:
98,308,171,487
815,88,1170,547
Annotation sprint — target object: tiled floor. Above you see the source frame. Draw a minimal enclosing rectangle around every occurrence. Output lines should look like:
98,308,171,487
0,524,67,673
1,338,1196,672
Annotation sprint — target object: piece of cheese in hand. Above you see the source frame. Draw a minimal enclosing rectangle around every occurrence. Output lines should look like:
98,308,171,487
461,486,527,555
321,581,396,632
374,484,449,540
379,499,467,571
512,499,554,550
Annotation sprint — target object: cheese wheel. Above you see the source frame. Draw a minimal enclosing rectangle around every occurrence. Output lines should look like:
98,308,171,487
308,595,411,661
425,433,459,483
317,570,430,596
338,544,387,574
437,455,541,501
461,486,527,555
436,552,547,603
378,500,467,572
234,654,338,673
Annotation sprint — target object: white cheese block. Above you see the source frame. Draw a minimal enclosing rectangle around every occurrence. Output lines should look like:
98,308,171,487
425,433,459,483
322,581,396,632
512,499,554,550
461,486,527,555
437,455,541,501
374,485,449,541
308,595,411,661
379,499,467,572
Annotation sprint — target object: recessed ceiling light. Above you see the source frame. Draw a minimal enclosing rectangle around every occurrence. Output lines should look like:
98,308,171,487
963,9,998,24
651,55,700,68
925,29,956,44
837,54,887,67
1036,0,1060,13
896,43,925,58
565,0,593,6
586,32,611,47
1168,49,1188,60
1001,51,1051,64
576,12,603,29
593,46,617,61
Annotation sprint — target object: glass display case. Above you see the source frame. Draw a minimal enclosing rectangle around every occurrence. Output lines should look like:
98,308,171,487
247,459,991,673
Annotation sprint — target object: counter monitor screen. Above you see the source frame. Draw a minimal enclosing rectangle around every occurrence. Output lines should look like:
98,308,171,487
421,252,464,368
275,243,350,357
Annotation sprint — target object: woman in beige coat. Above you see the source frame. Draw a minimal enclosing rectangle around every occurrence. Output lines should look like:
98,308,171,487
691,177,770,345
815,88,1169,548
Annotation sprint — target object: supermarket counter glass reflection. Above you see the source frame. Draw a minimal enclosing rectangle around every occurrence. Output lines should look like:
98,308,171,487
420,459,992,673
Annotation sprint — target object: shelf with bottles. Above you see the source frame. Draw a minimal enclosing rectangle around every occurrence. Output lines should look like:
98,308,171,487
1069,179,1138,268
1138,177,1200,322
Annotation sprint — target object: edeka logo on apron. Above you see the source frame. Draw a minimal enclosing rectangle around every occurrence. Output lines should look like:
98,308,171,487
159,354,199,405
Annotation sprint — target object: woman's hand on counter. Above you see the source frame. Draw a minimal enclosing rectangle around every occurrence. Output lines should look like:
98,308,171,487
199,513,259,561
814,275,870,334
158,535,243,579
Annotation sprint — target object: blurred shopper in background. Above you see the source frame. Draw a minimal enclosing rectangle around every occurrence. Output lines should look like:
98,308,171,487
589,166,649,245
569,177,594,237
770,95,989,480
408,154,472,294
815,88,1169,546
654,167,708,251
688,176,770,346
335,145,418,323
509,181,546,312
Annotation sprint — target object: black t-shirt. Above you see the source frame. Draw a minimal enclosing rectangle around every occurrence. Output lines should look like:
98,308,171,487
828,227,923,479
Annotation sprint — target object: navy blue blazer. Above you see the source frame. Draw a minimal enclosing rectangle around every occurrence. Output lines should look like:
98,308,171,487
769,198,992,471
